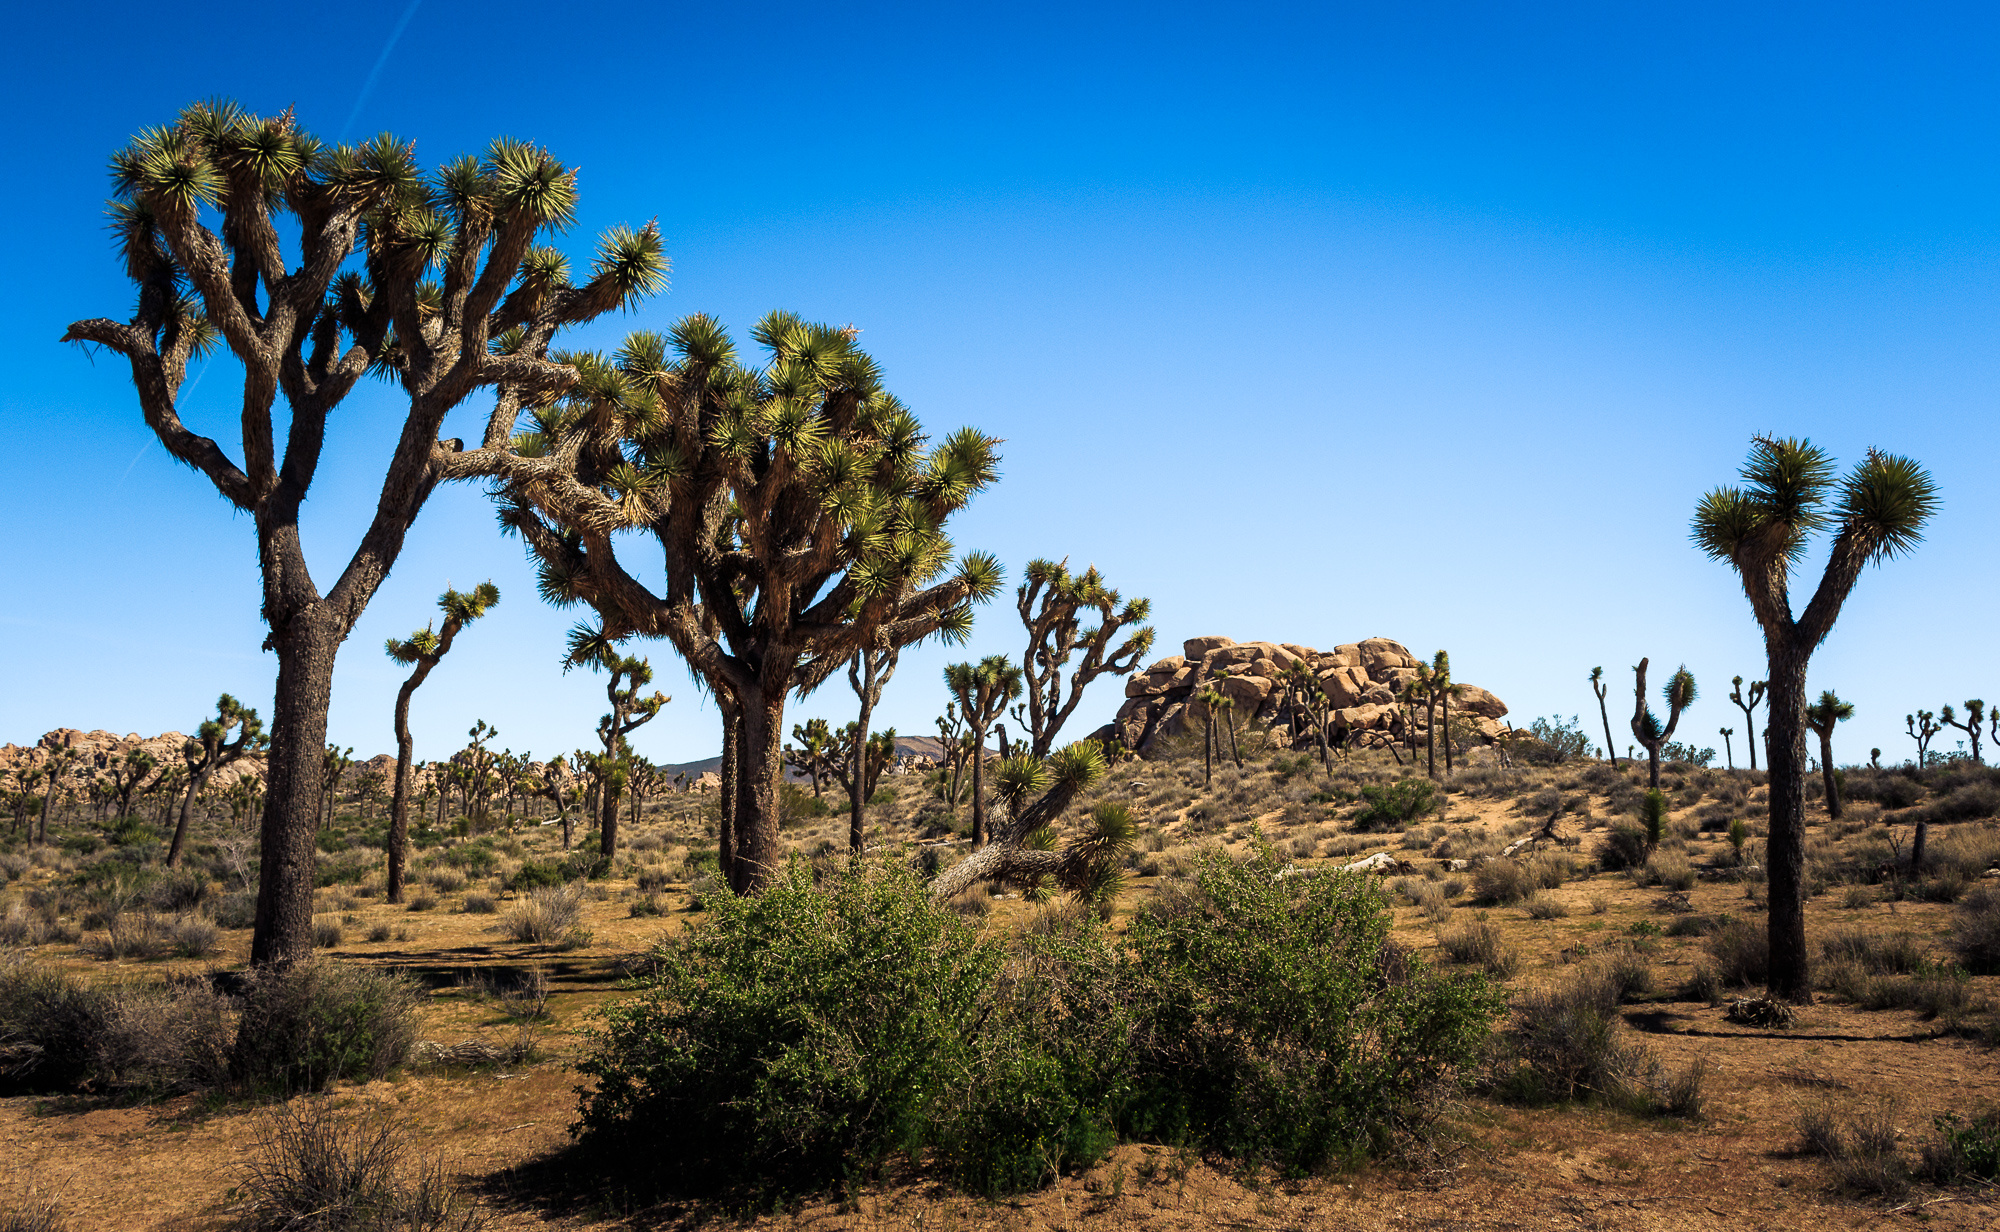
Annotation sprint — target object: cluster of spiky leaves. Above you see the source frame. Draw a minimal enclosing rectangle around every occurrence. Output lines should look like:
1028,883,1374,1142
384,582,500,666
500,311,1001,654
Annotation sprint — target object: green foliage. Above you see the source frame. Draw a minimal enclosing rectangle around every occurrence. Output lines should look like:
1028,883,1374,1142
232,961,425,1094
1352,779,1438,829
574,861,1014,1197
1924,1110,2000,1183
1122,847,1504,1173
1639,789,1668,848
1523,716,1592,765
1597,824,1651,871
505,860,565,893
780,781,833,824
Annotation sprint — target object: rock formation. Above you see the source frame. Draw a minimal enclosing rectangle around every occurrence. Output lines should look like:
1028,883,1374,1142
1112,636,1508,758
0,728,267,795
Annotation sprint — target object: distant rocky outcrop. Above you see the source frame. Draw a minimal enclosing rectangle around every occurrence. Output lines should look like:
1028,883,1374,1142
0,728,267,795
1112,636,1508,758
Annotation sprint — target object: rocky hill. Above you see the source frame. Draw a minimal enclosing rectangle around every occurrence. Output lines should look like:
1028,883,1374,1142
1113,636,1508,757
0,728,267,794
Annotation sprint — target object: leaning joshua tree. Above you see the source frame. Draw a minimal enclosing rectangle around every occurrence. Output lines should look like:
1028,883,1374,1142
1014,559,1154,757
1589,667,1620,769
1803,690,1854,821
924,742,1132,910
383,581,499,903
1629,659,1696,789
476,317,1001,892
1692,435,1938,1003
64,101,665,964
1940,700,1986,764
945,655,1024,846
1728,677,1768,771
169,694,266,867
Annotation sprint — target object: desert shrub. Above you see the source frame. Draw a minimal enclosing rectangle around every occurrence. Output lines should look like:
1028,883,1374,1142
1525,852,1575,890
405,892,436,913
1703,917,1769,988
1795,1101,1910,1197
503,884,589,947
1518,716,1591,765
0,961,232,1096
213,891,257,930
1523,893,1568,920
573,862,1028,1197
1352,779,1437,830
1472,859,1534,906
1952,888,2000,975
946,884,993,917
0,1198,68,1232
313,917,343,948
1643,851,1696,892
1819,928,1927,975
0,961,116,1092
1436,919,1518,977
233,1100,485,1231
504,860,565,893
149,868,211,913
1844,770,1925,810
461,893,496,915
1597,825,1650,872
168,914,222,958
1122,850,1503,1173
231,960,424,1093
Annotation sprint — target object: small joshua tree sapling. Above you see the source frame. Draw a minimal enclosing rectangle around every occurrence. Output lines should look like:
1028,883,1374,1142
1591,666,1620,769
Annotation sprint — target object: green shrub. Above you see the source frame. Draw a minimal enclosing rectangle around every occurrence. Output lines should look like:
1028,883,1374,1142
1472,859,1534,906
231,960,424,1094
1922,1109,2000,1184
1597,824,1650,871
1352,779,1438,830
573,861,1017,1197
0,961,232,1096
1122,849,1503,1173
1490,964,1702,1117
505,860,566,893
1437,919,1518,977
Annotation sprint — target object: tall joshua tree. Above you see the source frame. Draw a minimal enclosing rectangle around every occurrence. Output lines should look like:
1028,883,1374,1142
1803,690,1854,821
1728,677,1767,771
478,316,1000,892
1629,659,1696,789
1014,559,1154,757
65,101,665,965
1692,435,1938,1003
1589,667,1620,769
946,654,1024,846
1906,710,1942,768
383,581,498,903
170,694,266,867
569,634,667,861
1940,700,1985,764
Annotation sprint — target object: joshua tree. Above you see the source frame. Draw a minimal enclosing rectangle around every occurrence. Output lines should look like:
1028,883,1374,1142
108,748,160,820
1719,727,1736,772
1907,710,1942,768
66,101,664,966
934,703,973,806
1803,691,1855,821
784,718,840,798
170,695,266,866
319,745,354,830
1727,677,1768,772
35,749,79,843
1628,659,1697,789
831,726,897,848
383,581,499,903
945,655,1024,846
924,742,1132,910
1014,559,1154,757
478,316,1001,893
1870,748,1882,770
1940,700,1986,764
830,632,939,853
1692,435,1938,1003
570,636,667,861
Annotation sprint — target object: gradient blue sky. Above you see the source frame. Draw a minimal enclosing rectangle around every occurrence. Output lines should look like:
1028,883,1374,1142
3,1,1995,770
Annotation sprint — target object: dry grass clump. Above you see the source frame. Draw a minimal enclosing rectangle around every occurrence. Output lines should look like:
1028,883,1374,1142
503,884,590,948
0,1196,69,1232
1437,919,1518,976
1795,1100,1910,1198
1953,886,2000,974
1523,892,1569,920
233,1101,486,1231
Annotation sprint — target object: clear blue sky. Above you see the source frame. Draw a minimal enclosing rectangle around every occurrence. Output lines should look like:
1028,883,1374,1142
3,1,1995,770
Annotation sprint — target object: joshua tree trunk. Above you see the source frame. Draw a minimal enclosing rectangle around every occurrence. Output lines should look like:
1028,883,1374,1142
1442,689,1454,776
170,772,209,867
386,668,429,905
718,700,741,891
970,725,992,845
252,612,342,968
1762,652,1812,1003
727,688,786,893
1816,727,1842,821
1424,689,1438,778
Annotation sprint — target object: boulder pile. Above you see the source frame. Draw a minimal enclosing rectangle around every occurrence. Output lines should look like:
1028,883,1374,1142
1112,636,1509,758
